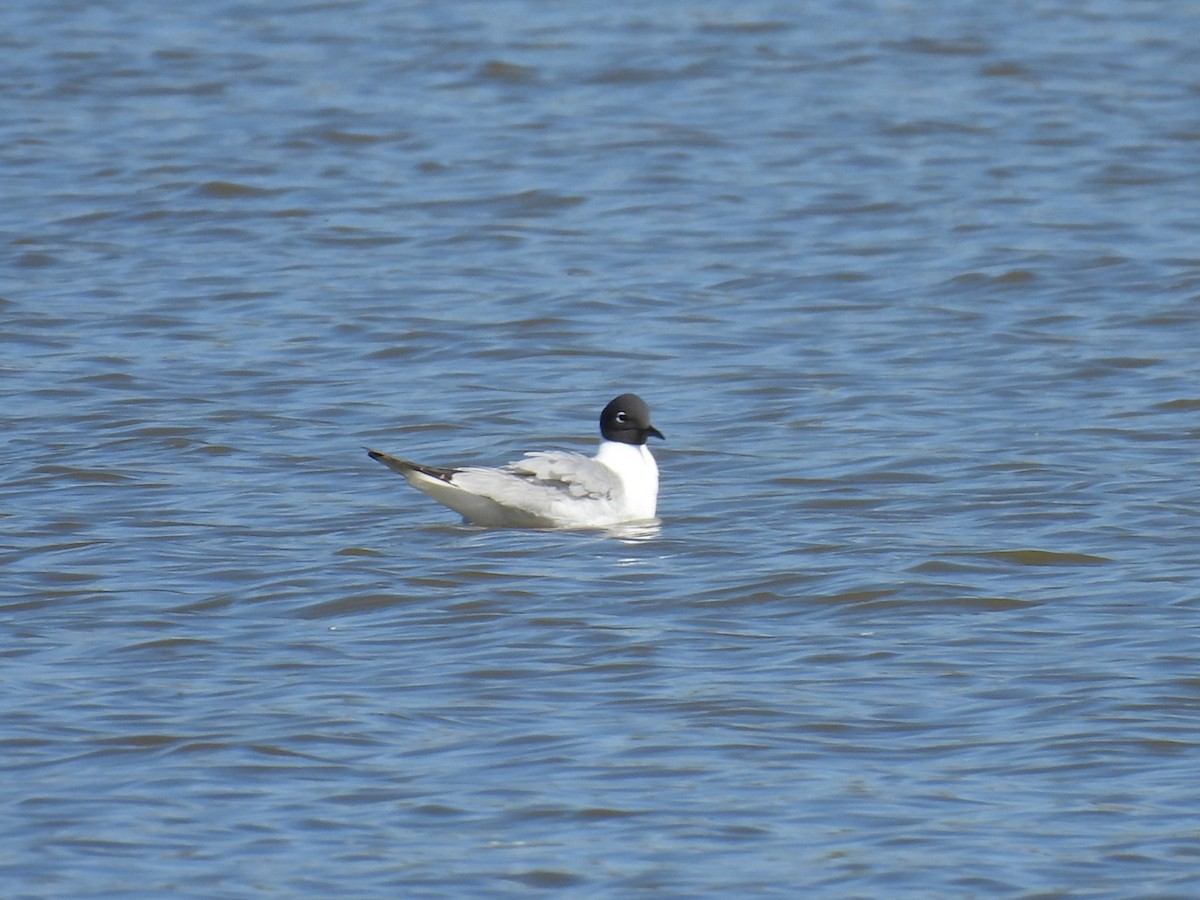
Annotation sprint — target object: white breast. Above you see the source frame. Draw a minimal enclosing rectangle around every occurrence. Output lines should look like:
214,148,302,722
594,440,659,519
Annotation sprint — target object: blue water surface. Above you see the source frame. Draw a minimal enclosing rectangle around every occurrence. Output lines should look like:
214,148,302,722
3,0,1200,896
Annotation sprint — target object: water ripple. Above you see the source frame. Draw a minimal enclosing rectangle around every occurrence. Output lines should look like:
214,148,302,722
3,0,1200,896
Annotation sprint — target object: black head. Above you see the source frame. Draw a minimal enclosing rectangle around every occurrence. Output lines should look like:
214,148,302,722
599,393,665,445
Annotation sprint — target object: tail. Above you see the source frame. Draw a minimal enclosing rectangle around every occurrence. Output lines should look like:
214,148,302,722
366,449,458,483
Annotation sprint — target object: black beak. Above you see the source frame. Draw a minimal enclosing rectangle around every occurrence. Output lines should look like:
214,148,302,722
645,425,665,441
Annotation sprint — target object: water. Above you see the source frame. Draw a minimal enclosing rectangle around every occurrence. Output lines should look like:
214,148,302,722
4,0,1200,896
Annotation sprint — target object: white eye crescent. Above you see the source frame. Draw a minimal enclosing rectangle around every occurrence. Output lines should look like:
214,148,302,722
615,411,628,423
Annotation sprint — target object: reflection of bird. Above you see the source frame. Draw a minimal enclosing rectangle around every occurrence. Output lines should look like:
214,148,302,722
367,393,664,529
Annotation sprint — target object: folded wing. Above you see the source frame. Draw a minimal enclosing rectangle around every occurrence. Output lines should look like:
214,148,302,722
506,451,620,499
368,448,629,528
449,451,624,525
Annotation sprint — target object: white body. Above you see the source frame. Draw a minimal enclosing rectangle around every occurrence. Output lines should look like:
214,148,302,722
379,438,659,529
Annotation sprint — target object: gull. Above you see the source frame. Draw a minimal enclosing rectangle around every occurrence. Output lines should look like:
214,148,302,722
367,393,664,529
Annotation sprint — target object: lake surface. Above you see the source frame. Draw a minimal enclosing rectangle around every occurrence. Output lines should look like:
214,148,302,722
4,0,1200,896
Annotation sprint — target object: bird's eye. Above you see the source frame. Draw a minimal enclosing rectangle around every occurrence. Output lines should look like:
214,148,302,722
615,411,628,423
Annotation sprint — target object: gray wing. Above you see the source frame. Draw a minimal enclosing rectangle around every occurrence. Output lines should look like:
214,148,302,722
450,451,622,512
504,451,622,500
369,447,630,527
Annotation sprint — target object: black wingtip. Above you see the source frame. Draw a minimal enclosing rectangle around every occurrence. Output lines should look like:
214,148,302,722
367,449,459,483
